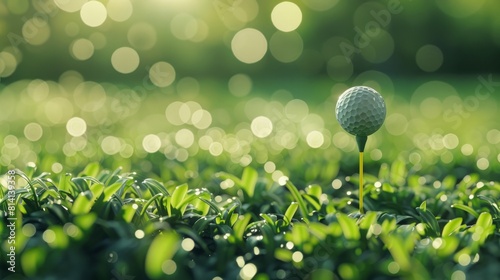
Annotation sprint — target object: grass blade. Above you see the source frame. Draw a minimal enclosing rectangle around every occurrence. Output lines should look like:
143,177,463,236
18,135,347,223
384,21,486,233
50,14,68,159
145,231,179,279
15,169,40,209
475,212,493,229
336,213,360,240
283,202,298,226
381,234,411,273
359,211,378,230
71,184,103,215
89,183,104,199
140,193,164,217
198,197,222,215
79,162,101,177
451,204,479,218
416,204,440,236
303,194,321,211
233,213,252,243
260,213,277,232
285,180,310,223
241,167,258,198
71,192,93,215
142,178,170,197
477,195,500,216
442,217,463,236
103,180,129,201
171,183,188,209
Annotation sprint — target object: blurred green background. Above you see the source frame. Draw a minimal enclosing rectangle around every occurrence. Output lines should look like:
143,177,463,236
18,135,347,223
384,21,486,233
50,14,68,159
0,0,499,182
2,0,500,80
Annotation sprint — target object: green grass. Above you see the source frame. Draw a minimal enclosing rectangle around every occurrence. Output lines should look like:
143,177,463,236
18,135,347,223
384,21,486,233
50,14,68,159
1,162,499,279
1,77,499,279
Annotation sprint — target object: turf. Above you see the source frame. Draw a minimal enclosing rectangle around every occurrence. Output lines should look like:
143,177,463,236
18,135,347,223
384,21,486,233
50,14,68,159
1,77,499,279
1,163,499,279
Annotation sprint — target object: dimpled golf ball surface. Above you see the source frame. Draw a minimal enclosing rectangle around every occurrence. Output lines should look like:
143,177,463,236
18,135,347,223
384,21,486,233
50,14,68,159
336,86,386,136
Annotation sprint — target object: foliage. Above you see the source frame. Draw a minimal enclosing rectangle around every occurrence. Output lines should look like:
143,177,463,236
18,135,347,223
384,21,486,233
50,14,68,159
1,162,499,279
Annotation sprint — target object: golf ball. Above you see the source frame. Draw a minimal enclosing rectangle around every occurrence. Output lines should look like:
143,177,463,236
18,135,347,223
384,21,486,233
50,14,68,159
335,86,386,136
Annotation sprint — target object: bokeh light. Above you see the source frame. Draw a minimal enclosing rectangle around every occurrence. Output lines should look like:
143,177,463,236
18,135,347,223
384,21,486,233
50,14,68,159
461,144,474,156
162,260,177,275
166,102,187,125
22,18,51,45
209,142,223,156
353,70,394,99
416,45,444,72
54,0,87,13
486,129,500,144
477,158,489,170
44,97,74,124
80,1,108,27
228,74,252,97
240,263,257,280
73,82,107,112
0,0,497,198
271,2,302,32
142,134,162,153
285,99,308,122
191,110,212,129
443,133,459,149
24,123,43,142
175,129,195,148
89,32,107,49
101,136,122,155
66,117,87,137
251,116,273,138
149,62,176,88
384,113,408,136
270,31,303,63
107,0,133,22
371,149,383,161
0,3,499,279
214,0,259,30
171,13,199,41
0,52,18,78
231,28,267,64
360,30,395,64
411,81,459,120
111,47,140,74
306,131,324,148
70,39,95,61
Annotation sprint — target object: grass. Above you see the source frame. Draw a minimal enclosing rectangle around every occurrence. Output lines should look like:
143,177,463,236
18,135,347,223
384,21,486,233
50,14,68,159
1,77,499,279
1,161,499,279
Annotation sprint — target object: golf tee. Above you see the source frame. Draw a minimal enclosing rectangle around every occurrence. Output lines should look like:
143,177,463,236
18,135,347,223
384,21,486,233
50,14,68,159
359,151,364,213
355,135,367,213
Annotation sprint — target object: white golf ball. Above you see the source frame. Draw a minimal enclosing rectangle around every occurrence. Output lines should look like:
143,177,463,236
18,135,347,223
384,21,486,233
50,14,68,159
335,86,386,136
